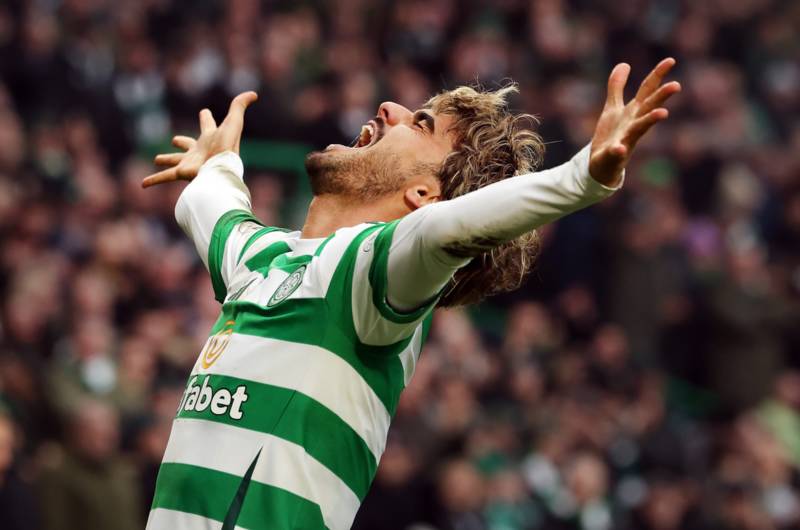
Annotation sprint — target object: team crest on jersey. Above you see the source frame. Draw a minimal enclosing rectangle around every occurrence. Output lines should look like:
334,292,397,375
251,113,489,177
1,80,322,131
268,265,306,307
200,320,235,369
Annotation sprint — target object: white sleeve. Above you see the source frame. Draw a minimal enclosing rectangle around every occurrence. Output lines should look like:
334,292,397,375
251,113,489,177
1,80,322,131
175,151,252,266
386,144,622,311
175,151,276,302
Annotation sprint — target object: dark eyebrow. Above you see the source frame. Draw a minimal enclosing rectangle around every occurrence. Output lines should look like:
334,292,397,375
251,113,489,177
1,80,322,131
413,110,435,134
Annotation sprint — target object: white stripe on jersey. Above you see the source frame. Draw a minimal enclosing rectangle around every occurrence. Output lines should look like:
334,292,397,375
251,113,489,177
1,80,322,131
162,418,361,530
192,333,392,461
146,507,238,530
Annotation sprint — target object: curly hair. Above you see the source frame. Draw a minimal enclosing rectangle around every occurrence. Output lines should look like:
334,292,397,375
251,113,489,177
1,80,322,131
424,85,545,307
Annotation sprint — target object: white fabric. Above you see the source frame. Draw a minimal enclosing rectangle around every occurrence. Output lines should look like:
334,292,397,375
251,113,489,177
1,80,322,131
161,419,361,530
386,143,621,310
146,508,233,530
349,229,433,345
176,146,621,312
191,332,391,460
175,151,251,270
398,325,425,386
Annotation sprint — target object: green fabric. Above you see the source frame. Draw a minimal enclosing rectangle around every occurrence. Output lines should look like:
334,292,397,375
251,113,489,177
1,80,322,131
209,210,264,303
208,222,417,416
152,463,326,530
245,241,292,275
177,375,376,500
160,221,438,529
237,227,288,263
270,253,314,273
243,242,313,276
222,449,262,530
211,298,408,415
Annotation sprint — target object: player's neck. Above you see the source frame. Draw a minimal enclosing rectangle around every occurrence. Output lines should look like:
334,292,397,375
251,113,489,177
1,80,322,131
301,194,407,238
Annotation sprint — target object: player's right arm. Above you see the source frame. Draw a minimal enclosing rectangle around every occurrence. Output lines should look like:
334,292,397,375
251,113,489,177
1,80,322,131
143,92,268,302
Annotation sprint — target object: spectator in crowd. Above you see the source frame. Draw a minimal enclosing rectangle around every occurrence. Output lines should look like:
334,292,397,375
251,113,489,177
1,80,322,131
37,400,142,530
0,410,40,530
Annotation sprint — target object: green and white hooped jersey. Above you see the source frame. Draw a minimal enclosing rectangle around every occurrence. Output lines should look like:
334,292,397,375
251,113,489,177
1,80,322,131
147,210,435,530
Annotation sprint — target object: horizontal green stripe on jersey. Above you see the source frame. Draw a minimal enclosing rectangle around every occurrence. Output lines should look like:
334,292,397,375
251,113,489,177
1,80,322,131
184,331,392,462
152,462,326,530
208,298,414,415
161,418,361,530
176,373,375,500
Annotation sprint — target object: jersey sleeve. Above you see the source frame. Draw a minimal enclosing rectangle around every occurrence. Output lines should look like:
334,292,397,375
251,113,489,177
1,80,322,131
384,143,622,311
175,151,287,303
338,222,436,347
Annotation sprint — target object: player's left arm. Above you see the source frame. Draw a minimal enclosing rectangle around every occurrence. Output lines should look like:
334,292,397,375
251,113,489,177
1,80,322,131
385,58,681,312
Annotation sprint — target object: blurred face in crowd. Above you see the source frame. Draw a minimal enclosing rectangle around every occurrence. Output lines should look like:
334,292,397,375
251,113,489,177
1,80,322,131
70,400,120,463
0,414,14,476
438,459,485,512
566,452,609,504
375,439,416,486
640,481,690,529
305,101,454,204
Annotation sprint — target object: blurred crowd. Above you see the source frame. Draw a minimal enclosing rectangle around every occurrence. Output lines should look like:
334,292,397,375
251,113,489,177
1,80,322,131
0,0,799,529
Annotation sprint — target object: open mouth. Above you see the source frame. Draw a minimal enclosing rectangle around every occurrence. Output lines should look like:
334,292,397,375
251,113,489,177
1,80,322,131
354,120,382,148
325,119,383,152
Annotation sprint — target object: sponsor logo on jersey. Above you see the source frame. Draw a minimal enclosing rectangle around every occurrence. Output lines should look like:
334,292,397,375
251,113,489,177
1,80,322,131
179,375,249,420
268,265,306,307
200,320,235,369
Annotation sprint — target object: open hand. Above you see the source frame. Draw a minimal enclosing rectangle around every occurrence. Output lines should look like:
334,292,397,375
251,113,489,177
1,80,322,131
142,91,258,188
589,58,680,187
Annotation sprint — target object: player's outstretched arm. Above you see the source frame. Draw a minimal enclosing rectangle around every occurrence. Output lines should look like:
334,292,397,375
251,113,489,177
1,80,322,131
141,91,258,188
385,59,680,312
142,93,265,302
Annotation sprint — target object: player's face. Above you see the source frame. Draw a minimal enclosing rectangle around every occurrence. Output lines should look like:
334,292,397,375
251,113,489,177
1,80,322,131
305,101,455,199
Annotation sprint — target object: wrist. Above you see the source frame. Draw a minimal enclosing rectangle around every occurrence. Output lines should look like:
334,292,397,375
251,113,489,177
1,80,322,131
588,150,625,189
589,167,624,188
199,151,244,180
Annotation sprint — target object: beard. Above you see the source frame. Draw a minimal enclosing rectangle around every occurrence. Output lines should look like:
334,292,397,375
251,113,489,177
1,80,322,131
305,147,406,200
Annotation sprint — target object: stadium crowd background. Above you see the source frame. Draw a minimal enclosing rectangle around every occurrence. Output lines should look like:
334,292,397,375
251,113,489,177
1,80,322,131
0,0,799,529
